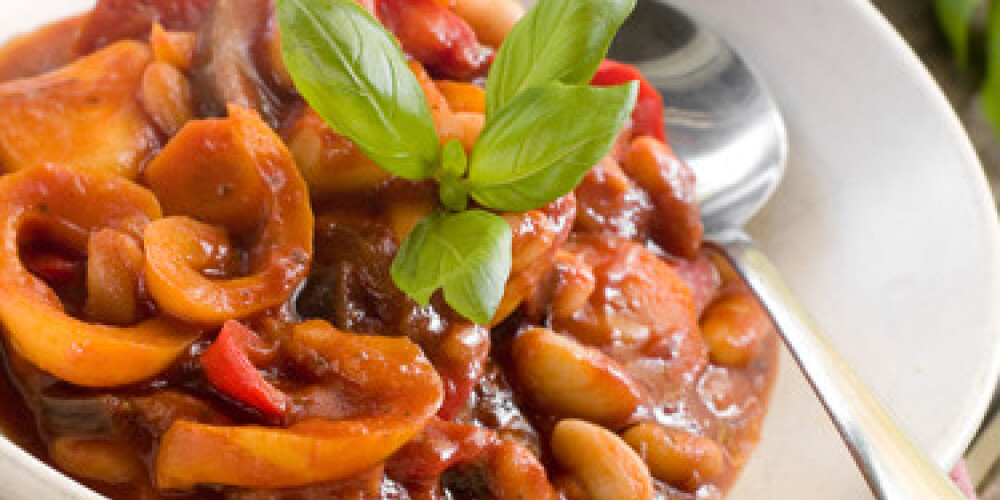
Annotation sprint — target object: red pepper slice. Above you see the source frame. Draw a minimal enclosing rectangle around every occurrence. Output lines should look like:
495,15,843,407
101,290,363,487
377,0,491,80
201,320,288,419
591,59,666,142
386,417,497,482
23,252,84,287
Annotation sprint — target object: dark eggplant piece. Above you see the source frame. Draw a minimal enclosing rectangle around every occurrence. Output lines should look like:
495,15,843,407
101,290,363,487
76,0,213,54
37,392,122,437
191,0,285,128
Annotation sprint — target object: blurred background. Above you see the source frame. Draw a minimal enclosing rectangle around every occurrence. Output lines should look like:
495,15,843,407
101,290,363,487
873,0,1000,208
871,1,1000,496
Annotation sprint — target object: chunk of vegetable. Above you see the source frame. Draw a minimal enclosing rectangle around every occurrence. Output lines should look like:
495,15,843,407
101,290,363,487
0,166,200,387
0,41,159,179
143,105,313,324
281,106,392,198
141,61,194,136
436,81,486,113
551,237,705,378
591,59,665,141
622,136,702,258
150,23,196,70
378,0,491,80
201,320,288,418
484,440,559,500
155,320,443,489
493,195,576,324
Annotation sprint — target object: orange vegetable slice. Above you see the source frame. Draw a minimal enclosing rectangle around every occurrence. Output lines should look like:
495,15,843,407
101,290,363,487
0,166,200,387
143,105,313,324
0,41,158,179
156,320,443,489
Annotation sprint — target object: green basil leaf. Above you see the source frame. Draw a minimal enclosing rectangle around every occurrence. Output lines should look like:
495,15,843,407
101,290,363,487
277,0,439,180
440,139,468,178
467,81,638,212
485,0,635,116
439,140,470,211
934,0,982,67
439,177,469,212
391,211,512,324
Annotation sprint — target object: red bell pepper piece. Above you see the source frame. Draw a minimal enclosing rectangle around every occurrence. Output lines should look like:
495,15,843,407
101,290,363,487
591,59,666,142
24,252,84,286
377,0,491,80
386,417,497,482
201,320,288,419
355,0,376,15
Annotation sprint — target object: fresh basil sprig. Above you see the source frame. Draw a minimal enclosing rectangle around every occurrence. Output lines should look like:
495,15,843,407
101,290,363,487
277,0,439,179
485,0,636,116
468,82,638,211
277,0,638,324
438,139,470,212
390,211,512,324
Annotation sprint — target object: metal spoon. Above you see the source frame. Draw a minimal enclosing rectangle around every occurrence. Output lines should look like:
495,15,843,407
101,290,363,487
609,2,968,498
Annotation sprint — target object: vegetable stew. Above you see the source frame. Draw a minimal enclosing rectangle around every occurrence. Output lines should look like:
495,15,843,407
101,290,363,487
0,0,778,499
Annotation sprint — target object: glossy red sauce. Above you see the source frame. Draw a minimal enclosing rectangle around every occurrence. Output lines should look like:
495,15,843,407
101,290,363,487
0,2,777,499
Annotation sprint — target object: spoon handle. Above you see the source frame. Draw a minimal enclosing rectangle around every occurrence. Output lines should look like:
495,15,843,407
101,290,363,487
710,227,967,500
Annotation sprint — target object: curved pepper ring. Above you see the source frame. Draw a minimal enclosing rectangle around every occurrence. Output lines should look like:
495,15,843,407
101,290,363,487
142,105,313,324
0,166,201,387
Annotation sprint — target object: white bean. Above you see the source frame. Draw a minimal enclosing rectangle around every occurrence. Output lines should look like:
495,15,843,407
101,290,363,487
622,422,726,490
85,228,144,326
450,0,525,47
551,419,654,500
513,328,641,426
700,291,770,367
140,61,193,137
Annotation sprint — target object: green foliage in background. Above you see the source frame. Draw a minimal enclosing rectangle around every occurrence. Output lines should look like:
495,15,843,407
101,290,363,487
936,0,1000,134
936,0,980,66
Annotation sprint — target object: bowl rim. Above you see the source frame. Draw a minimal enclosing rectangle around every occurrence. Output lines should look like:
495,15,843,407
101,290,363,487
0,0,998,499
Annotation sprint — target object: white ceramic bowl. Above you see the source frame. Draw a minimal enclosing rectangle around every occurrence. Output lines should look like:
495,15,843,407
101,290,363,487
1,1,999,499
670,0,1000,498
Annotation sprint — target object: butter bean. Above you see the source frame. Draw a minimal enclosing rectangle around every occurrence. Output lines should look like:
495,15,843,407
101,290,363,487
513,328,641,427
551,419,654,500
622,422,726,490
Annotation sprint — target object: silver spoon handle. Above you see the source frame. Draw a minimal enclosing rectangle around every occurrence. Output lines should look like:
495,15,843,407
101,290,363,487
710,227,967,500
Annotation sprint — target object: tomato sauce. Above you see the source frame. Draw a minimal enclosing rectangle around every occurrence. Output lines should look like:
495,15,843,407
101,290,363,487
0,1,777,499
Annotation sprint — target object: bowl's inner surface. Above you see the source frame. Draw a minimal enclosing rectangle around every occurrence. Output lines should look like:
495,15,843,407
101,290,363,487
0,1,998,500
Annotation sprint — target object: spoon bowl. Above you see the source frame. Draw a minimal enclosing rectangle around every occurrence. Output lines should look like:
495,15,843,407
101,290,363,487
608,0,786,231
610,2,967,499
